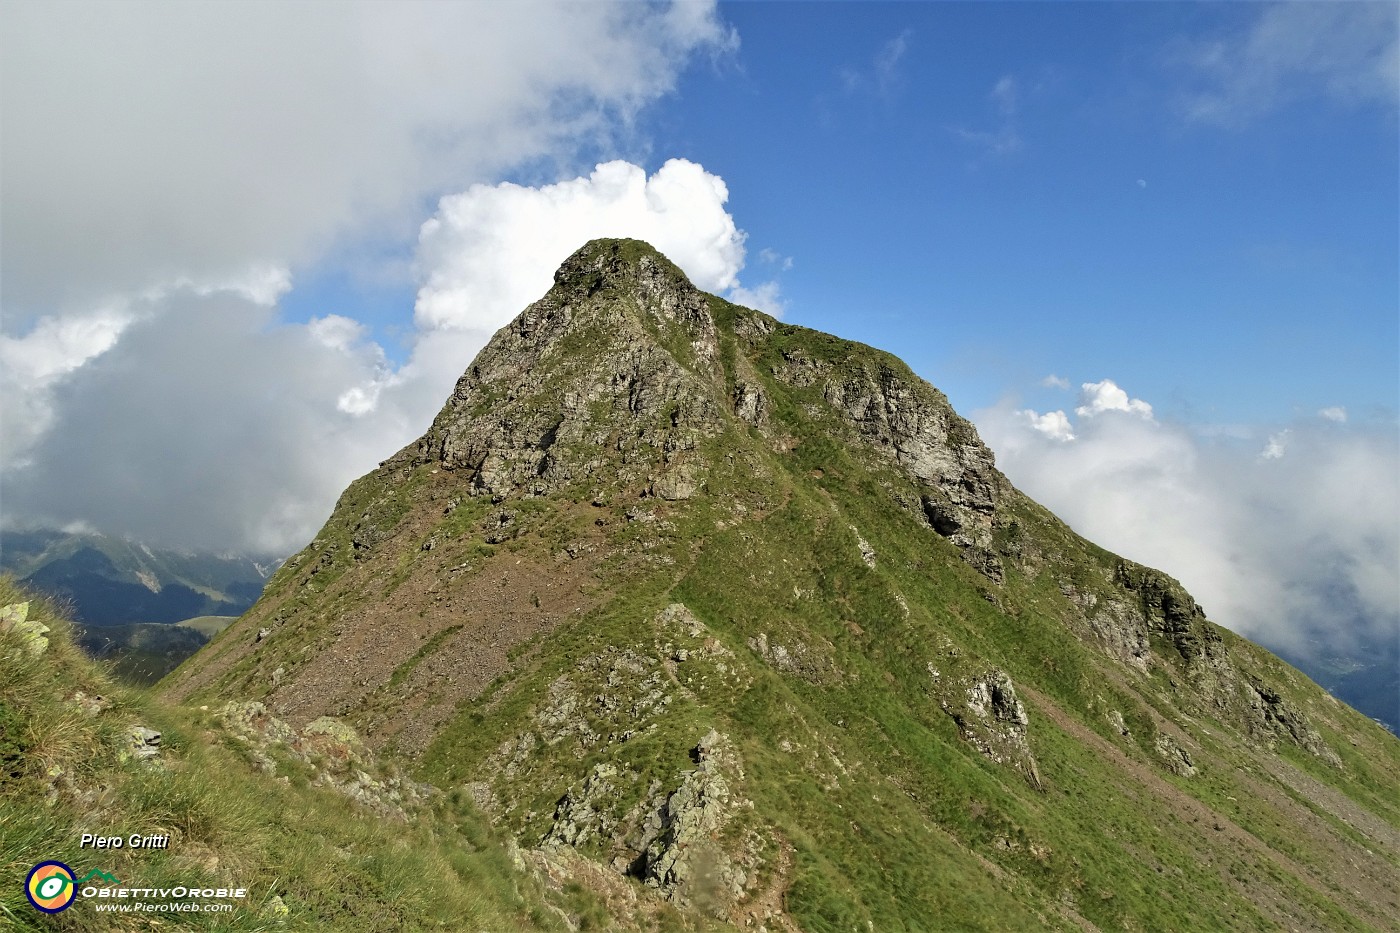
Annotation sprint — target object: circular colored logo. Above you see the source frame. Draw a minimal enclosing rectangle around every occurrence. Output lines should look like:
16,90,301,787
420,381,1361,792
26,861,77,913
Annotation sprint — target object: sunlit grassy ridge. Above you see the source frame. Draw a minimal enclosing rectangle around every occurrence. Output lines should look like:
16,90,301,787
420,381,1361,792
0,578,596,932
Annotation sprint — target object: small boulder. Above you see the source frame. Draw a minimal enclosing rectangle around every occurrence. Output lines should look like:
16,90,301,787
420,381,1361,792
1,602,49,656
126,726,162,762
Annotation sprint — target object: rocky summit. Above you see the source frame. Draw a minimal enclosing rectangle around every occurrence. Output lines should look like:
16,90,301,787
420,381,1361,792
164,239,1400,931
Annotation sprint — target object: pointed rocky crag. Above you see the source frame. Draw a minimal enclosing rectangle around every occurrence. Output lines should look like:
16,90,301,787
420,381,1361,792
166,239,1400,931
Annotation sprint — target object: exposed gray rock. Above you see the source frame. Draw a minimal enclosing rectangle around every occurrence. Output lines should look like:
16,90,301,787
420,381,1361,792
1107,710,1130,737
1,602,49,656
942,670,1042,789
1115,561,1219,668
68,690,109,717
658,603,706,638
770,346,827,388
639,730,748,914
1243,679,1341,766
1154,733,1197,777
259,894,289,923
303,716,364,752
215,702,434,819
746,632,821,680
408,240,725,501
1103,561,1338,764
962,546,1005,584
733,381,766,425
851,526,876,568
807,360,1008,581
1072,588,1153,674
125,726,162,763
543,762,623,849
650,461,702,500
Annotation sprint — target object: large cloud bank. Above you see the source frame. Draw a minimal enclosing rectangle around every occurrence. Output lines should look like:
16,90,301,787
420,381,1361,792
976,381,1399,659
0,0,730,314
1,1,759,555
3,157,775,555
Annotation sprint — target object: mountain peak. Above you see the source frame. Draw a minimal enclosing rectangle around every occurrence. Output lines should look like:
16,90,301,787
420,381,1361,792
399,240,724,500
162,240,1400,932
553,237,692,290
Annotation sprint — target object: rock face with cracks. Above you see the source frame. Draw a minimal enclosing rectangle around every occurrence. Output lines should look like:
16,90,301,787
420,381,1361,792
412,241,724,504
637,729,748,911
942,669,1043,789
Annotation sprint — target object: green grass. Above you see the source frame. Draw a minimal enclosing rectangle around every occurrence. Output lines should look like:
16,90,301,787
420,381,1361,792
0,578,611,931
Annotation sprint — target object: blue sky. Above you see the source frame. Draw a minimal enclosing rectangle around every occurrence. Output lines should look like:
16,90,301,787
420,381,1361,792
277,1,1396,429
2,1,1395,664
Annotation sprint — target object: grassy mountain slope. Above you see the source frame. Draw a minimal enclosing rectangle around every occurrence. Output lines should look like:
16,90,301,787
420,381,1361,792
163,240,1400,931
2,579,703,931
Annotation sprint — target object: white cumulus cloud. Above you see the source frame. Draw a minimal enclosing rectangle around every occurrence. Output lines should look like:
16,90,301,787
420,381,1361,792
977,385,1399,664
1022,409,1076,442
0,1,732,315
728,281,787,319
0,309,132,467
413,160,750,334
1075,379,1154,419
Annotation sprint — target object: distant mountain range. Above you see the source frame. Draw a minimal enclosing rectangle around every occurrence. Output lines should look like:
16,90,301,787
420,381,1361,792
0,529,275,683
0,528,274,625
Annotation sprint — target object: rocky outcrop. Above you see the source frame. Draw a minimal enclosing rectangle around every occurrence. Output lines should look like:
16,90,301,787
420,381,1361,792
1064,582,1154,674
1243,679,1341,765
637,730,748,914
812,360,1009,580
1115,561,1221,668
747,632,824,680
410,240,725,501
1154,733,1197,777
544,762,626,849
733,380,767,426
124,725,162,764
1068,562,1340,765
1,602,48,656
533,726,756,919
940,669,1043,789
216,702,435,820
850,526,876,568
